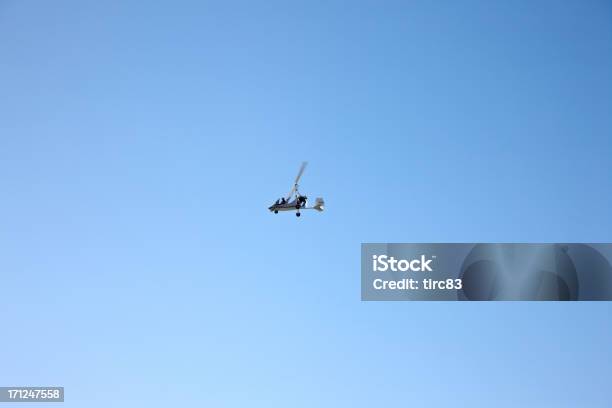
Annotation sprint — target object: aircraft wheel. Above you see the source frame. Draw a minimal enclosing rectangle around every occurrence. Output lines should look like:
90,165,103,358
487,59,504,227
274,210,278,214
296,212,301,217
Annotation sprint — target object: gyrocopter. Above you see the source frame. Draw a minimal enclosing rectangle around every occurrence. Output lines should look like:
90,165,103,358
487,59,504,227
268,162,325,217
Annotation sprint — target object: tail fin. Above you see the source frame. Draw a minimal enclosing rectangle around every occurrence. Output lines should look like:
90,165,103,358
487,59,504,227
313,197,325,212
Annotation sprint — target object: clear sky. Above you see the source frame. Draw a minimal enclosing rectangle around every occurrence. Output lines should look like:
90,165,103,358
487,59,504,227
1,1,611,406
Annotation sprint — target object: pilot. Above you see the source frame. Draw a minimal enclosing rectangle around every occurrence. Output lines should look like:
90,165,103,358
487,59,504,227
281,198,286,204
275,199,280,205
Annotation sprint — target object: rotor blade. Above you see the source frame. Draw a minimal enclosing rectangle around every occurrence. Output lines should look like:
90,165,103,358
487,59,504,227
285,186,296,201
286,162,307,200
294,161,308,186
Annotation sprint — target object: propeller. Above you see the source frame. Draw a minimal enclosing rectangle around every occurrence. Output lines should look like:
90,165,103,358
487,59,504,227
286,161,308,200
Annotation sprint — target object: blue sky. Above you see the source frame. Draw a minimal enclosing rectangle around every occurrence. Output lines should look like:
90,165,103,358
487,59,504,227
1,1,611,406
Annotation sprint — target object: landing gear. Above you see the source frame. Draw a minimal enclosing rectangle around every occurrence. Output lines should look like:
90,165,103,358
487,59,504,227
274,210,278,214
296,212,301,217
